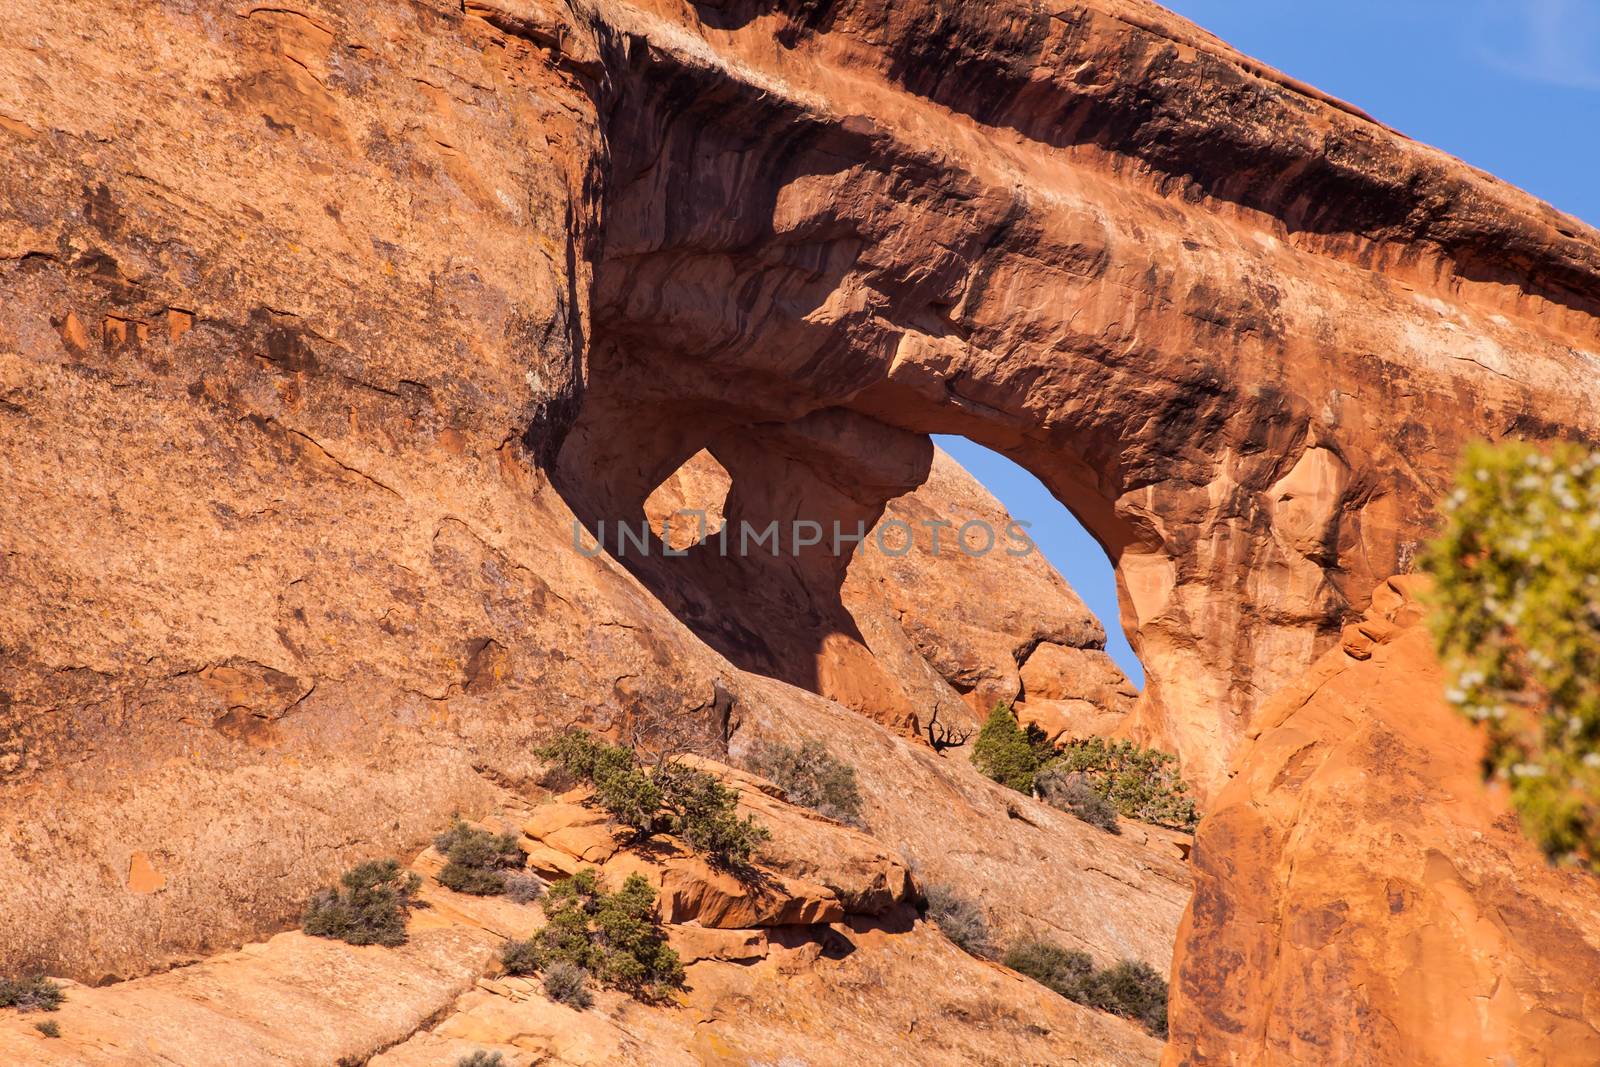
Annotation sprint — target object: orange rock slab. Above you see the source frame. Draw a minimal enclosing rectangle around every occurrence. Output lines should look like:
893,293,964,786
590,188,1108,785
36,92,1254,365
1166,579,1600,1065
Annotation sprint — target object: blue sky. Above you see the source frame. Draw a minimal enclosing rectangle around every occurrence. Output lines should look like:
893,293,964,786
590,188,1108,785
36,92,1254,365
939,2,1598,685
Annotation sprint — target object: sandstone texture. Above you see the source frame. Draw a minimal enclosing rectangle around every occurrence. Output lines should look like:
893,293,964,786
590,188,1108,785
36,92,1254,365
0,763,1163,1066
644,445,1138,735
4,0,1600,1063
1168,579,1600,1065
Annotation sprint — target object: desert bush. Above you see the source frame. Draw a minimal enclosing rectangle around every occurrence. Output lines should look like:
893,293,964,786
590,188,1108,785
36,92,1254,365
1423,440,1600,871
536,730,770,869
434,820,525,896
1004,937,1096,996
1052,738,1197,831
503,871,545,904
455,1052,504,1067
500,869,684,1000
1084,959,1169,1037
922,882,995,958
34,1020,60,1038
971,703,1054,794
302,859,421,947
971,704,1196,831
1004,936,1168,1037
1035,766,1120,833
0,976,63,1013
536,731,662,831
499,935,542,977
652,759,771,869
541,961,594,1009
745,739,864,826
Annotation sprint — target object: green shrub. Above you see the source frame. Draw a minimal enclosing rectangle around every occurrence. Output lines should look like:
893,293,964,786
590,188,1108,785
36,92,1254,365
971,704,1195,831
1422,441,1600,871
0,976,62,1013
1035,767,1120,833
1052,737,1197,831
34,1020,60,1038
536,731,770,869
971,703,1054,794
500,869,684,1000
1004,937,1095,996
456,1052,504,1067
745,740,865,826
302,859,421,947
652,759,771,869
1004,937,1169,1037
1084,959,1170,1038
541,961,594,1009
434,820,525,896
537,731,662,832
922,882,994,958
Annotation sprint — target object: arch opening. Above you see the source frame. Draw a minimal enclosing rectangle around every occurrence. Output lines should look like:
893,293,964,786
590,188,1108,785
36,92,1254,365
933,435,1144,688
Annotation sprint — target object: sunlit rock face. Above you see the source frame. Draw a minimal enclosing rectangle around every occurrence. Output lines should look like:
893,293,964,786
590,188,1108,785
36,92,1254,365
3,0,1600,1062
1168,579,1600,1065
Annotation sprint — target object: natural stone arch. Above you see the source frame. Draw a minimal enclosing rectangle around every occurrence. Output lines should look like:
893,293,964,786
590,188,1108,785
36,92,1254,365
560,0,1600,794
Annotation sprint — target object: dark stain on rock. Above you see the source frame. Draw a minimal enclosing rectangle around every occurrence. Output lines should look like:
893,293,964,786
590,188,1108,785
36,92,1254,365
263,325,319,374
82,183,121,235
463,637,508,694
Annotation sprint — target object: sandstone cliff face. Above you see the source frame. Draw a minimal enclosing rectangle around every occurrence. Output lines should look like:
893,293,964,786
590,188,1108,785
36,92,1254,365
1167,579,1600,1065
5,0,1600,1063
0,0,1176,987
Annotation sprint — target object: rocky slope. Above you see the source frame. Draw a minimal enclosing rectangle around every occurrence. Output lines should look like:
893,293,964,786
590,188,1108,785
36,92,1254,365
4,0,1600,1063
0,760,1164,1065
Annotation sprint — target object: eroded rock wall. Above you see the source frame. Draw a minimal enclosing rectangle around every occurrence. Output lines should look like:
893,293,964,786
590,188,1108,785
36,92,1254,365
0,0,629,978
1167,579,1600,1065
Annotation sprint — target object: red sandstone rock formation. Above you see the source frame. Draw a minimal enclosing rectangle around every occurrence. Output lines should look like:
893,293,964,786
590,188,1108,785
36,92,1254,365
3,0,1600,1062
557,0,1600,795
1168,579,1600,1064
0,761,1165,1066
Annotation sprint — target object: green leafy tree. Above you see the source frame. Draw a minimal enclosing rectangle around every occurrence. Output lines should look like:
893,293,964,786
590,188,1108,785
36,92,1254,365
1422,440,1600,871
1053,737,1197,831
537,731,663,832
971,705,1196,831
302,859,422,947
652,759,771,868
501,869,684,1000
